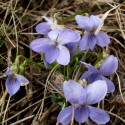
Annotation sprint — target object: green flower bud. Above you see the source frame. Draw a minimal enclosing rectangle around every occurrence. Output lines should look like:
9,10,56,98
10,64,19,74
95,51,107,69
19,60,27,75
10,56,20,74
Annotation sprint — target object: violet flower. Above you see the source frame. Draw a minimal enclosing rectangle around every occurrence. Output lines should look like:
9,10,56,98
75,15,110,51
5,67,29,96
35,17,63,34
66,42,78,56
30,28,80,65
57,80,109,125
81,55,118,93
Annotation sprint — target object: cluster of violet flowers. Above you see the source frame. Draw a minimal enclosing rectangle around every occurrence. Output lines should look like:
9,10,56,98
5,15,118,125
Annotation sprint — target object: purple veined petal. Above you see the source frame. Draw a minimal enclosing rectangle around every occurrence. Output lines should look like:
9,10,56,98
79,34,89,51
63,80,86,105
30,38,51,53
57,106,72,125
66,42,78,49
96,31,110,47
88,34,97,50
74,106,89,123
66,42,78,56
90,15,101,29
5,67,12,75
16,75,29,86
45,46,60,64
89,73,102,83
58,28,81,44
85,80,107,104
80,62,99,73
75,15,93,31
5,76,20,96
89,106,110,124
102,76,115,93
48,30,61,41
100,55,118,76
80,71,93,80
35,23,51,34
56,46,70,65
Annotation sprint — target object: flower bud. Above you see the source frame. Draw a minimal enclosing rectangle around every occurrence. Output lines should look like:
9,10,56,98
10,64,19,74
19,61,27,75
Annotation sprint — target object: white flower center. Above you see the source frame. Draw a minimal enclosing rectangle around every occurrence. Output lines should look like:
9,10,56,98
50,40,62,48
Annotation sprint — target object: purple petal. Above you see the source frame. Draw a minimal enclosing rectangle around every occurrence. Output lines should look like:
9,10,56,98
88,73,102,83
85,80,107,104
72,31,81,43
57,106,72,125
88,34,97,50
63,80,86,105
75,15,93,31
102,76,115,93
16,75,29,86
45,46,60,64
48,30,61,41
30,38,51,53
56,46,70,65
80,62,99,73
80,71,93,80
89,106,110,124
5,67,12,75
96,31,110,47
35,23,51,34
66,42,77,49
79,34,89,51
74,106,89,123
66,42,78,56
58,28,81,44
43,17,53,24
100,55,118,76
5,76,20,96
90,15,101,29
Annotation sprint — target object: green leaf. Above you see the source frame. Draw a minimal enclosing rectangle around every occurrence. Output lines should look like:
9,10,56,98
50,93,58,102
